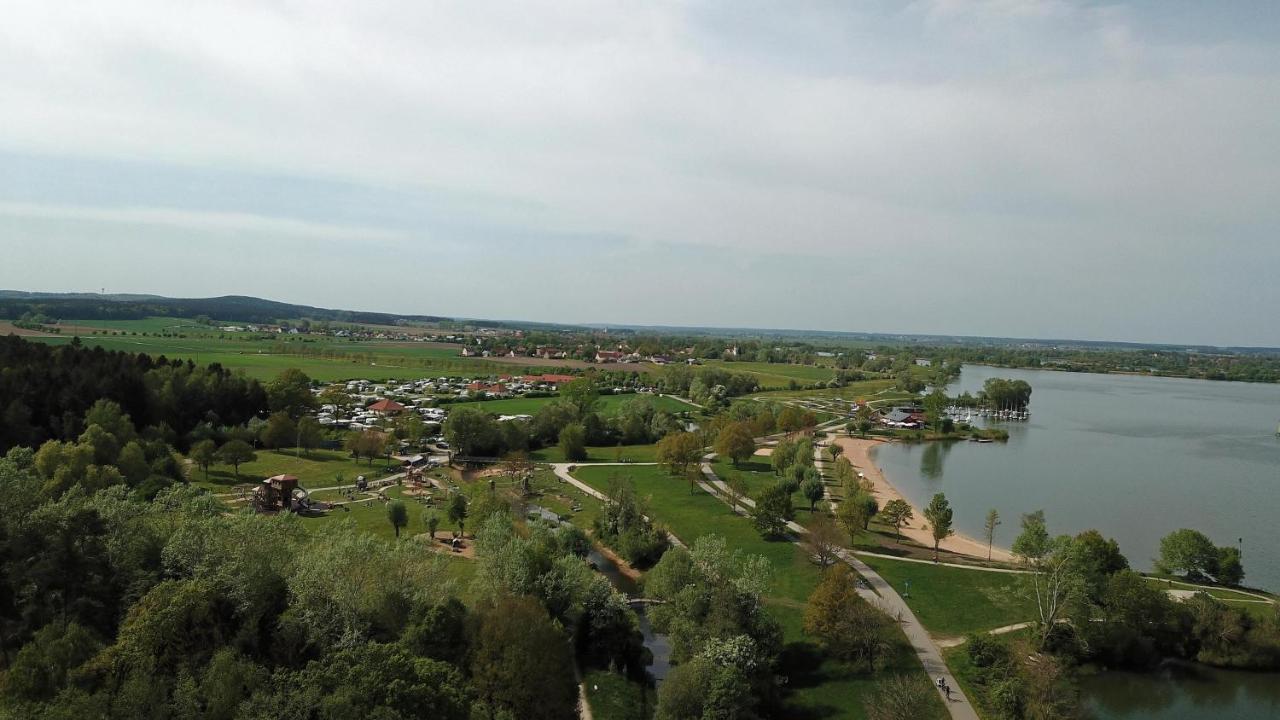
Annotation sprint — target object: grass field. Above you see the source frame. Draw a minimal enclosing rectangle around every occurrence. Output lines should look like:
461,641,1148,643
530,444,660,463
584,669,655,720
572,464,946,720
749,379,902,402
710,457,832,521
704,359,839,390
447,393,697,417
26,319,564,381
194,447,400,491
859,555,1037,638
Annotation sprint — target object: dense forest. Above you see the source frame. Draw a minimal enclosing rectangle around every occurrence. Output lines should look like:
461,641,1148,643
0,336,266,453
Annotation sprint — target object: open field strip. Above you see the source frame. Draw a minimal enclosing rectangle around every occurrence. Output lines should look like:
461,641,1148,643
448,393,696,416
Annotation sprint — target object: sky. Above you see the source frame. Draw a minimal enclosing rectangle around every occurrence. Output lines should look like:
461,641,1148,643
1,1,1278,347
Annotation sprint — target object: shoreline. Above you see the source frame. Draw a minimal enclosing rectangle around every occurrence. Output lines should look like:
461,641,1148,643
832,435,1013,562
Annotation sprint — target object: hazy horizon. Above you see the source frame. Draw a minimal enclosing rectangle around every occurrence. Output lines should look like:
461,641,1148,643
3,2,1279,346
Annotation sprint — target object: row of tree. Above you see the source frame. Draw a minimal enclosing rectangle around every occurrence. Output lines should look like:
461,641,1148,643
0,335,266,453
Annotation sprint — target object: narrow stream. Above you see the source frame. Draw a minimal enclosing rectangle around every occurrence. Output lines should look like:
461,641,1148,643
534,506,673,683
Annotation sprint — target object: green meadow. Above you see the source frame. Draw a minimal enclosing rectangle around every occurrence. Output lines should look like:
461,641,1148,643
572,464,946,720
28,322,547,381
447,393,696,416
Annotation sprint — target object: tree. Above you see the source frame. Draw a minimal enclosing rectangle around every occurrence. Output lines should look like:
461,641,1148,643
836,492,877,543
864,673,936,720
115,440,150,486
557,423,587,462
1156,528,1221,582
447,493,469,536
443,407,501,460
801,476,825,511
296,416,322,456
770,439,795,476
559,377,600,420
803,564,892,668
1217,545,1245,586
656,431,703,481
189,439,218,481
266,368,315,417
826,442,844,462
777,406,816,433
804,513,843,567
499,450,536,496
261,412,297,449
752,483,793,538
345,429,384,465
923,493,954,562
318,386,353,417
1074,529,1129,602
656,655,756,720
881,499,913,544
387,500,408,539
983,508,1002,561
714,422,755,467
216,439,256,480
1012,510,1051,562
425,511,440,541
470,596,579,720
854,404,876,438
726,474,749,515
922,389,948,431
1025,535,1085,649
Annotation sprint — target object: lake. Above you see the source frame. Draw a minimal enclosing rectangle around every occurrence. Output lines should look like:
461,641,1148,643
1081,662,1280,719
872,365,1280,590
871,365,1280,719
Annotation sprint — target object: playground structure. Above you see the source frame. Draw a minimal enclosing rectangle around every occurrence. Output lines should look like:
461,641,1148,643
252,474,329,514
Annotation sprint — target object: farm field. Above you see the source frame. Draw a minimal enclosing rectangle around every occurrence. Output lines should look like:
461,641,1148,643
572,464,946,720
27,330,545,381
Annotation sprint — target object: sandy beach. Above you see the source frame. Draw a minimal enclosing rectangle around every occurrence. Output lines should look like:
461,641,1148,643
831,436,1013,562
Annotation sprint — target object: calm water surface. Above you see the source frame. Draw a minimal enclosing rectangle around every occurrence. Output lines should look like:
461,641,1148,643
873,365,1280,589
1081,662,1280,719
871,366,1280,719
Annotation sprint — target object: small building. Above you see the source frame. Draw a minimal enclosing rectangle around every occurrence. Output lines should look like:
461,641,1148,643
882,408,925,428
367,398,407,416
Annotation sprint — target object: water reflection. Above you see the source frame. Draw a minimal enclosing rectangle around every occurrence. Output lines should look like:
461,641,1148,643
919,440,952,480
582,538,671,683
1082,660,1280,719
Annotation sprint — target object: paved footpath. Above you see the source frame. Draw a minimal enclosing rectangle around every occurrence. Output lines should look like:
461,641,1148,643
550,463,685,548
699,451,979,720
559,454,978,718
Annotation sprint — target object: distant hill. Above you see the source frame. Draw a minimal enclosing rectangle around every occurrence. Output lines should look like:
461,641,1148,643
0,292,451,327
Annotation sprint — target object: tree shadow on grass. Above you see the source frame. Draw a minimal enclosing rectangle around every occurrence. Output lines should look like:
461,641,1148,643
779,639,871,720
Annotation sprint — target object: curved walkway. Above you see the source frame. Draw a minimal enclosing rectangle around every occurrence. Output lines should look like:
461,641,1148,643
698,454,977,719
550,463,686,548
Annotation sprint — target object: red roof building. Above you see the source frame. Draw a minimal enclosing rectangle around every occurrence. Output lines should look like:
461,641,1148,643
367,399,407,415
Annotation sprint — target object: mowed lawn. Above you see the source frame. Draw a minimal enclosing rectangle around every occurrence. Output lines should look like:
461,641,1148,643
859,556,1037,638
704,360,838,389
748,378,899,401
447,393,697,416
572,464,945,720
531,444,660,464
195,447,401,491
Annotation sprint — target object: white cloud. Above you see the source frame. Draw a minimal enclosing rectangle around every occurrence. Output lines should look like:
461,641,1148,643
0,1,1277,343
